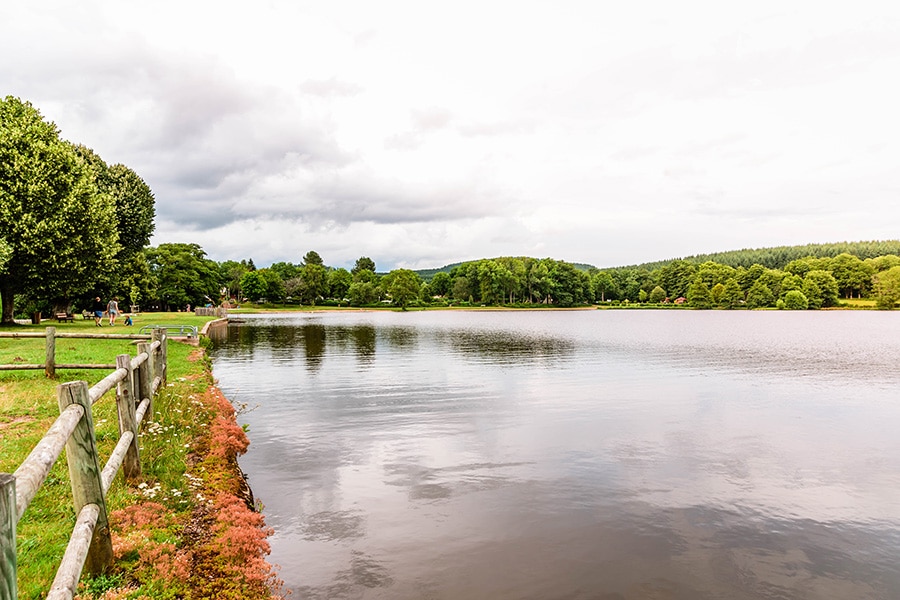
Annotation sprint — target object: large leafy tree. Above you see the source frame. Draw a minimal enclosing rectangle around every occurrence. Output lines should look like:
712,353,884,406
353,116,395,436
352,256,376,277
328,268,352,301
0,96,119,321
297,263,328,305
146,243,220,310
686,278,712,308
303,250,324,266
873,266,900,309
74,145,155,305
384,268,422,309
429,271,451,297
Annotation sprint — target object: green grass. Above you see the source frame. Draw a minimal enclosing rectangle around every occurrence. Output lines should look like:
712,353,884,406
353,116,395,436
0,313,219,598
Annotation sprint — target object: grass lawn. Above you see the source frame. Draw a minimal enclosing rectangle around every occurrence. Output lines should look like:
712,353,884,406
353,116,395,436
0,313,224,598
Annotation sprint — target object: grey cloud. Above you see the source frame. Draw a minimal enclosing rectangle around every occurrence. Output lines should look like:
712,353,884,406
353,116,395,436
237,165,505,226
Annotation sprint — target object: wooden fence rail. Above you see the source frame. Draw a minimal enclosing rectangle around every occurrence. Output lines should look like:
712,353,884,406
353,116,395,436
0,327,152,377
0,329,168,600
194,306,227,318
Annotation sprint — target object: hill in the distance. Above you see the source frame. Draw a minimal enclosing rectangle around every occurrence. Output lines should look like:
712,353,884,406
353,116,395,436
413,240,900,280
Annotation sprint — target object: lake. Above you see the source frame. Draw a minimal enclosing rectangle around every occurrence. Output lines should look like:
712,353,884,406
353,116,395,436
209,310,900,600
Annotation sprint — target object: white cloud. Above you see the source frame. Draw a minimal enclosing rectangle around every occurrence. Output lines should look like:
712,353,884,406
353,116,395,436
3,0,900,269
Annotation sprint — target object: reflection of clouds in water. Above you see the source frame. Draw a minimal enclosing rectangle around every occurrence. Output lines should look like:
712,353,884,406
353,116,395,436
294,550,394,600
384,461,532,502
300,510,365,541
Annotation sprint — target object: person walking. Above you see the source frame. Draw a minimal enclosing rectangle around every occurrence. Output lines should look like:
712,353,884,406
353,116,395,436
107,297,119,326
92,297,105,327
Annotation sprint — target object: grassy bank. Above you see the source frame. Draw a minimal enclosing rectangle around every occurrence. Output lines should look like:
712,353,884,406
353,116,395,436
0,314,282,599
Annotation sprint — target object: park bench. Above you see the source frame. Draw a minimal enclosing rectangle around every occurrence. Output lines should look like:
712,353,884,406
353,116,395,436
55,312,75,323
82,310,93,319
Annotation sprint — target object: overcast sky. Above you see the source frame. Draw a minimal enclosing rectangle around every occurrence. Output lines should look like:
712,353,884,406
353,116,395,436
3,1,899,271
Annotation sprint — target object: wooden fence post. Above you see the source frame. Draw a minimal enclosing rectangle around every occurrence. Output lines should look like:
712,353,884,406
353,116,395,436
57,381,113,575
0,474,16,600
115,354,141,480
136,342,153,416
152,329,167,388
45,326,56,378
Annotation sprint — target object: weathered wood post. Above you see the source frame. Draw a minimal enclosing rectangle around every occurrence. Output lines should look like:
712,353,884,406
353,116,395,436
45,326,56,378
136,341,153,416
57,381,113,574
115,354,141,480
152,328,167,388
0,474,16,600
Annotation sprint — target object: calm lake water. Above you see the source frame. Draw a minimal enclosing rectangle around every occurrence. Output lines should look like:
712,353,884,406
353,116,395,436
209,310,900,600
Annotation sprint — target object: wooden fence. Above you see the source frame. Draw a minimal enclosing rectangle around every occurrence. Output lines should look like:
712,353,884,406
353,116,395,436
1,329,168,600
194,306,227,318
0,327,152,378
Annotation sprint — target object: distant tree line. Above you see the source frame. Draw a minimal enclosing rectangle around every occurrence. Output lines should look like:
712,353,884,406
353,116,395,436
592,253,900,310
150,249,898,311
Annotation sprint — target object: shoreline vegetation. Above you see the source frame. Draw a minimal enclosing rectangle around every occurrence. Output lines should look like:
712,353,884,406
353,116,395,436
0,314,283,600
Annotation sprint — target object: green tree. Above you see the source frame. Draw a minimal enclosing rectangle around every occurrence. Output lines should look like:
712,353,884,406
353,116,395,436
829,252,874,298
352,256,376,277
527,260,552,303
696,261,736,289
73,147,156,305
785,256,831,278
328,268,352,301
384,268,421,309
429,271,451,297
147,243,220,310
298,263,328,305
219,260,249,301
745,281,775,309
591,270,616,302
649,285,667,303
780,274,804,297
686,279,712,308
0,96,119,321
0,238,11,272
656,260,697,300
873,266,900,309
451,276,470,302
261,269,285,302
782,290,809,310
269,261,300,282
867,254,900,273
303,250,324,266
710,282,726,305
119,251,157,310
802,270,839,309
348,281,379,306
240,270,268,302
547,260,590,307
720,278,744,309
735,263,766,292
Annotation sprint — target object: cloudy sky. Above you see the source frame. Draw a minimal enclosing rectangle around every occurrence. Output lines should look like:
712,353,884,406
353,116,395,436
3,1,899,270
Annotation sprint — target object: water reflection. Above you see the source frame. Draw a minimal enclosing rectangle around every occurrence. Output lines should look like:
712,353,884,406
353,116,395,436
211,311,900,599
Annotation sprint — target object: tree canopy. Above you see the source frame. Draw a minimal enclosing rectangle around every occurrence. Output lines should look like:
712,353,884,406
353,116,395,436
0,96,119,322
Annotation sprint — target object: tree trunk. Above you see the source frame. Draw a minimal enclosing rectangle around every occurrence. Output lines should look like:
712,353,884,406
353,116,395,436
0,278,15,324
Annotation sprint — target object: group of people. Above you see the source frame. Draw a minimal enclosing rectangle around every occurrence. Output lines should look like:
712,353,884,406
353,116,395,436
91,296,132,327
